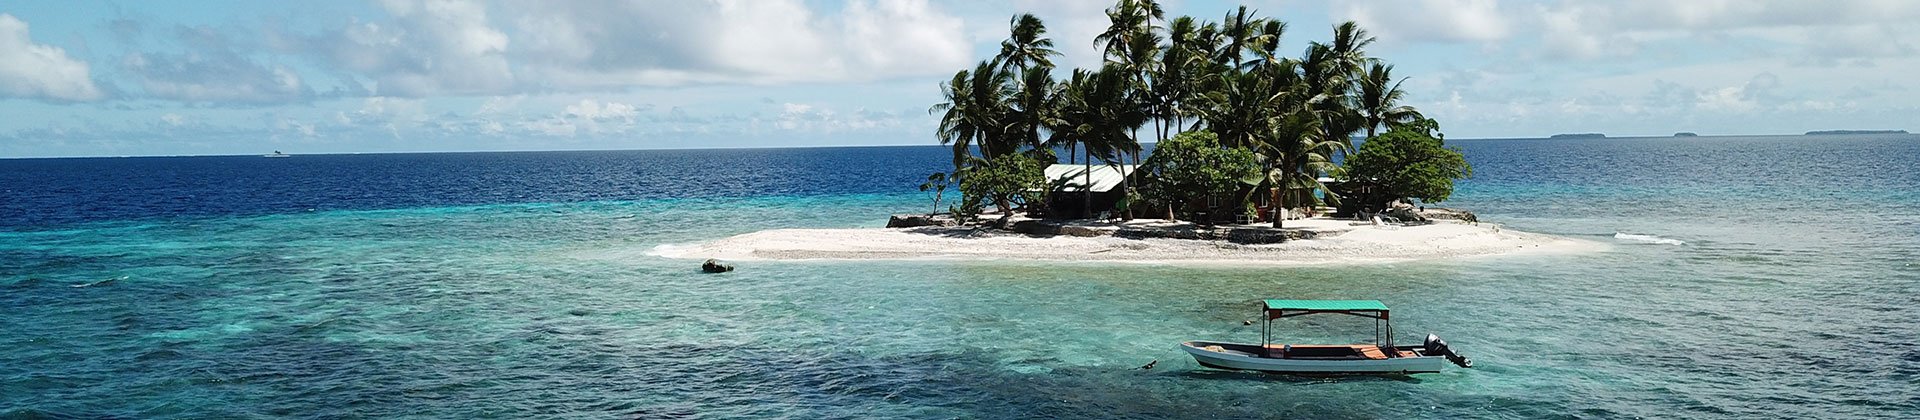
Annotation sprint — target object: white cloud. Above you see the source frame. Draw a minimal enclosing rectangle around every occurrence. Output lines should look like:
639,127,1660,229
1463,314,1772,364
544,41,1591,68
0,14,105,101
841,0,972,77
161,113,185,126
298,0,514,96
504,0,971,88
353,96,427,122
476,95,523,116
1340,0,1511,43
1008,0,1111,69
116,25,314,104
564,99,639,121
122,54,311,103
1330,0,1920,62
769,101,907,133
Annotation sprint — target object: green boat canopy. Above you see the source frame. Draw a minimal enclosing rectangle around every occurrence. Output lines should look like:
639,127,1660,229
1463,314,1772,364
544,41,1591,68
1263,299,1389,312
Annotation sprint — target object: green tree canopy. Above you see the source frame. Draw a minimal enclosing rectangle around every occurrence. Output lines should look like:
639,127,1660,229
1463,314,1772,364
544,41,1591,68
1146,131,1257,220
959,153,1046,223
1341,118,1471,204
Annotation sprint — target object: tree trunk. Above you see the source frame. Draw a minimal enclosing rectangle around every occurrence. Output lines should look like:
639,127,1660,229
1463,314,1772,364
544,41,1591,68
1273,176,1287,229
1083,148,1093,219
1124,134,1142,220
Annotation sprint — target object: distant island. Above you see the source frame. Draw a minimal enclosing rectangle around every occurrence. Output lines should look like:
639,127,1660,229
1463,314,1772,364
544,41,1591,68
1805,130,1908,135
1673,132,1698,137
1550,133,1606,139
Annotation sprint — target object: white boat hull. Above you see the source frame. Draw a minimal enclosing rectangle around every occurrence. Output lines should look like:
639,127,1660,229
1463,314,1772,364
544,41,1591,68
1181,341,1449,374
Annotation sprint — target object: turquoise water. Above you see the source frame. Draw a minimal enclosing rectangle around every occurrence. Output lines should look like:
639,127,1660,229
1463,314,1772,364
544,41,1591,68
3,136,1918,417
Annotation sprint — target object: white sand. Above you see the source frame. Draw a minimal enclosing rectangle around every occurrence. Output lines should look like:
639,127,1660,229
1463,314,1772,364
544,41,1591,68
651,218,1606,266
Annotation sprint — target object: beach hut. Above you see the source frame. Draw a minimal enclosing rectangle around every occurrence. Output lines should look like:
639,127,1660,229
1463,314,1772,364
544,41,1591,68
1040,164,1137,219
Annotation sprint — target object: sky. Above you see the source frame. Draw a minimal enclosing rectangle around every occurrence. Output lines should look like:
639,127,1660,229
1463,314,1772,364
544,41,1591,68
1,0,1916,157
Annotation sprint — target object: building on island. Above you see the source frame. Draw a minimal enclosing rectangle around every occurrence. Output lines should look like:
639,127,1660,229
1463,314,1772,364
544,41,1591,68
1039,164,1138,219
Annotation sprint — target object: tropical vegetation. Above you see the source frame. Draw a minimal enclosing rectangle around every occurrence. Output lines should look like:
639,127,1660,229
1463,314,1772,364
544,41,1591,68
1339,118,1472,206
932,1,1469,227
1142,131,1256,225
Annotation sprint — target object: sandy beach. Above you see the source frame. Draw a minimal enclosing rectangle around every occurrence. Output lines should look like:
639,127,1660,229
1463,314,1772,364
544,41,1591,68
652,218,1604,265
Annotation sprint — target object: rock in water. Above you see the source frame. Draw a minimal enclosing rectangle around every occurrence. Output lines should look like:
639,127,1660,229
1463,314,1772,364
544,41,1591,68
701,259,734,273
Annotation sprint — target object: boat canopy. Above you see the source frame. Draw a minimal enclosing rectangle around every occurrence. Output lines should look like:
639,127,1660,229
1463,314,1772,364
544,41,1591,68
1263,299,1390,320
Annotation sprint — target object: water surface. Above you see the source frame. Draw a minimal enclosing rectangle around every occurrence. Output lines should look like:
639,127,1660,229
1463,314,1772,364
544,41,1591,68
4,135,1918,418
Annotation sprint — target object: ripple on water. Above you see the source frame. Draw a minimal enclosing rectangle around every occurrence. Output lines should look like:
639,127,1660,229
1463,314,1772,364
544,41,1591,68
3,139,1919,417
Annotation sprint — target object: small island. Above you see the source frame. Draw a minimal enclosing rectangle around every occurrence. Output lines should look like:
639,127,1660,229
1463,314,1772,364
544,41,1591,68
1550,133,1607,139
1805,130,1908,135
1673,132,1699,137
662,4,1601,266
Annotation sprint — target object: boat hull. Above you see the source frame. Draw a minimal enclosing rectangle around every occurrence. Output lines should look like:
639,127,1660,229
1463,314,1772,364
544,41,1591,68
1181,341,1448,374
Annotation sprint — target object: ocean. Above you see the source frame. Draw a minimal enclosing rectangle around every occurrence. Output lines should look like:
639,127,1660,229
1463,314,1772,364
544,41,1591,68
3,134,1917,418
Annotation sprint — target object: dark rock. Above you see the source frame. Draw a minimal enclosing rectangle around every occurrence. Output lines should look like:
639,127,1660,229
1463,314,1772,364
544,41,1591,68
1382,207,1429,224
1010,220,1057,235
1112,226,1309,244
1059,225,1104,237
887,214,955,228
1420,207,1479,224
701,259,734,273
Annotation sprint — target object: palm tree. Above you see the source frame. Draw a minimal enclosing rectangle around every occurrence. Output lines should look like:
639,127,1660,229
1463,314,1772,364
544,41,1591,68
1299,43,1362,158
932,69,983,173
1090,1,1160,217
1244,19,1288,72
999,14,1060,73
1357,62,1421,139
1328,21,1375,78
1156,16,1202,141
931,60,1017,173
1197,70,1276,150
1259,110,1342,228
1013,66,1056,160
1049,67,1134,218
1218,6,1258,68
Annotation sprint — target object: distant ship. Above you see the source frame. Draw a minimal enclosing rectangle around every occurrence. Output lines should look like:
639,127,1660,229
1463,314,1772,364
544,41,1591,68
264,151,291,158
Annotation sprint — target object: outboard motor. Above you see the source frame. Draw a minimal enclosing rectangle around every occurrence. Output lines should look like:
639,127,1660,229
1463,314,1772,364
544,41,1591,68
1425,333,1473,368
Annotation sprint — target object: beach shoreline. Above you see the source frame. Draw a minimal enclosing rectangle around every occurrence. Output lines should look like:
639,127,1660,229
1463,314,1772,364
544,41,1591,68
651,218,1606,266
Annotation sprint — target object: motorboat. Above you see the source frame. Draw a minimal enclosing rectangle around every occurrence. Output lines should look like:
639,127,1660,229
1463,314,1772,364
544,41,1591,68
1181,299,1472,374
264,151,291,158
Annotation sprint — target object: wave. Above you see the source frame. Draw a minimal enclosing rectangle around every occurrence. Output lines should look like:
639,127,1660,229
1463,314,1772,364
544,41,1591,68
647,244,691,258
1614,233,1685,245
71,276,127,288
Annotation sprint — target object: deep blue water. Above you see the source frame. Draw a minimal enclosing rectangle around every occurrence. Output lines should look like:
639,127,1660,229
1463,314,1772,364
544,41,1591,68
3,135,1918,418
1,147,940,230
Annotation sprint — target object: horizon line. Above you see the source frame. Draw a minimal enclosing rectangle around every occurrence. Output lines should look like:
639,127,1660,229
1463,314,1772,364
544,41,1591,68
2,131,1910,160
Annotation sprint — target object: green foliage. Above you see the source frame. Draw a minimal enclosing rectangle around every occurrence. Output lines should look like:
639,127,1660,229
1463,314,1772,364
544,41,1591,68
1146,131,1258,216
918,172,951,215
1342,119,1472,203
959,154,1046,218
932,3,1459,223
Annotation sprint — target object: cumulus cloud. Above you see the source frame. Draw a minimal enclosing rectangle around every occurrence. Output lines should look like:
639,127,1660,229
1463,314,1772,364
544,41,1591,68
0,14,105,101
770,101,908,133
284,0,514,96
1331,0,1920,61
505,0,970,89
120,26,312,104
1009,0,1122,69
564,99,641,121
1340,0,1511,43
